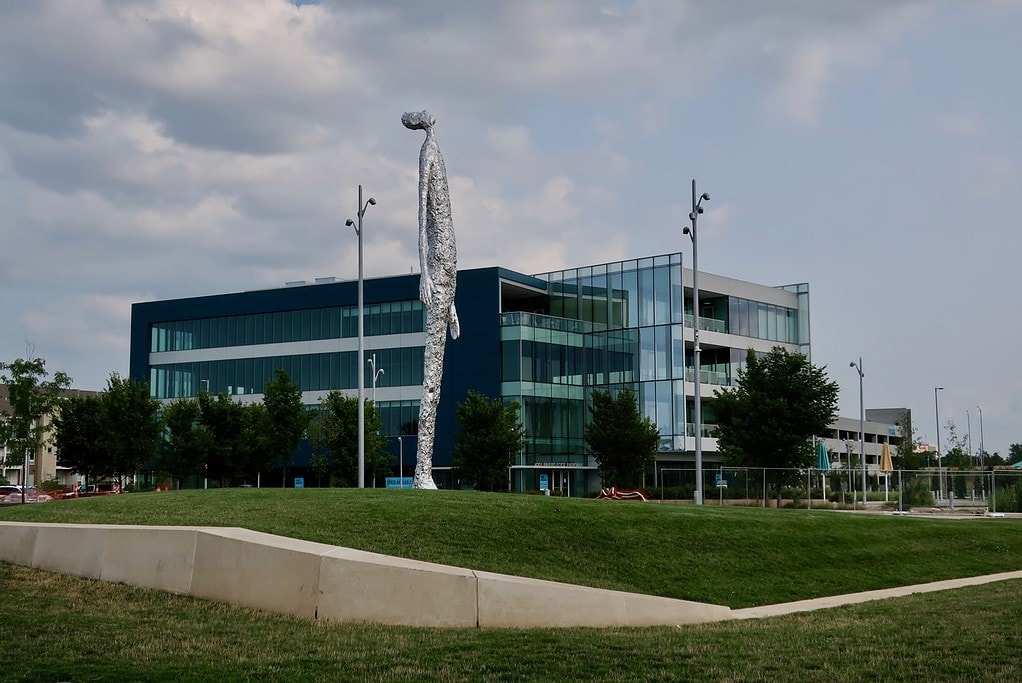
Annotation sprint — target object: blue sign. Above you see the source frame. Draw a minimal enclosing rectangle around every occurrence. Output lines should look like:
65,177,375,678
386,477,415,489
294,478,304,489
539,474,549,491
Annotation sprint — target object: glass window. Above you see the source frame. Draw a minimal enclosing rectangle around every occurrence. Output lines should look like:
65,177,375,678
640,327,656,382
639,267,654,327
670,264,684,325
623,269,638,328
655,325,670,380
656,380,673,436
653,266,671,325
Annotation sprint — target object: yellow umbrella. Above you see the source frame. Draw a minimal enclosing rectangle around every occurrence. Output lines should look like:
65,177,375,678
880,443,894,473
880,443,894,502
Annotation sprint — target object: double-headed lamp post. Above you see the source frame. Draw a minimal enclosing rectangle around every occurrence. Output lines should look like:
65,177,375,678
345,185,376,489
682,179,710,505
368,353,384,404
849,359,866,506
934,387,944,500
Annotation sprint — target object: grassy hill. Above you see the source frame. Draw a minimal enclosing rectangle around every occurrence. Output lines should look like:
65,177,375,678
3,488,1020,608
3,562,1020,682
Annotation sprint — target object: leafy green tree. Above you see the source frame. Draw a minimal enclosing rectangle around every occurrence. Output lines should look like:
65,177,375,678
1007,444,1022,466
713,347,839,505
0,357,71,502
198,392,251,486
52,395,107,486
584,387,659,489
452,391,525,492
309,392,390,486
100,373,163,484
261,369,310,484
161,398,211,487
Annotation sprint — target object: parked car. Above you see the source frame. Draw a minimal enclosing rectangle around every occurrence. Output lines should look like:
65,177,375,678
1,486,52,504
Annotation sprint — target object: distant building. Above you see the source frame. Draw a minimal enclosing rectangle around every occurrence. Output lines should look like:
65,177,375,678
132,252,879,495
0,384,95,487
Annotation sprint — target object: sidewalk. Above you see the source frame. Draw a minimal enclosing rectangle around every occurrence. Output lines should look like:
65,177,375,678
730,570,1022,620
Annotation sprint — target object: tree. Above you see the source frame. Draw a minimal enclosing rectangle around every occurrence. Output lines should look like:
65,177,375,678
100,373,163,484
261,369,310,485
161,398,211,487
309,392,390,486
198,392,251,486
0,357,71,503
713,347,839,505
52,395,107,486
1007,444,1021,466
452,391,525,492
584,387,659,489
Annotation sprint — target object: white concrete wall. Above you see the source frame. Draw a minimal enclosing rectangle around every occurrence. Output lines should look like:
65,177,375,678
0,521,732,628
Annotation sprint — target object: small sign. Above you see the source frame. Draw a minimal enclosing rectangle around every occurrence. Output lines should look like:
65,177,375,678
715,473,727,488
386,477,414,489
294,478,304,489
539,473,549,491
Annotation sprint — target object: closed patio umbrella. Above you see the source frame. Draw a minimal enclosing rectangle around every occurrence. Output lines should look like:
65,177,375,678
816,442,831,505
880,443,894,501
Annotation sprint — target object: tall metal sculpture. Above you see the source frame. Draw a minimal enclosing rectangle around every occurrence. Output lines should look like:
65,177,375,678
403,110,460,490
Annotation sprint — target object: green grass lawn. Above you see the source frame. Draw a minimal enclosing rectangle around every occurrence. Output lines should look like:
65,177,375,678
2,562,1020,682
2,488,1021,608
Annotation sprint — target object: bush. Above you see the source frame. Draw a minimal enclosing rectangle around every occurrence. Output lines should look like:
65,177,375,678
37,477,65,493
996,481,1022,512
645,485,694,501
901,478,936,507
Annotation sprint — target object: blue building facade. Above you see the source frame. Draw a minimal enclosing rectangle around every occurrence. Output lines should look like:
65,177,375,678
130,253,809,494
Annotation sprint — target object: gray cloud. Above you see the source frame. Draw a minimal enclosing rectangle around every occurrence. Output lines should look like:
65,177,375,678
1,0,1020,456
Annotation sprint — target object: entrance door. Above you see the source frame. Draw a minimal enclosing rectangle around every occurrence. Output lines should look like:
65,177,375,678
553,470,570,497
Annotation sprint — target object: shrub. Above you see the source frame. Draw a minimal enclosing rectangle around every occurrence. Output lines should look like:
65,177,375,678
37,477,65,493
901,478,936,507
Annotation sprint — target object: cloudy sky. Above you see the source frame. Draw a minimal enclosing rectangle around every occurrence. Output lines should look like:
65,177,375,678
1,0,1020,457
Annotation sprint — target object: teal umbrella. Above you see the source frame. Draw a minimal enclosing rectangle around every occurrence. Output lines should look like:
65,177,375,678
816,442,831,471
815,442,830,507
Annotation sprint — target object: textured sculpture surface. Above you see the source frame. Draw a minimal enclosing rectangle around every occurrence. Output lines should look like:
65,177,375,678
403,110,459,490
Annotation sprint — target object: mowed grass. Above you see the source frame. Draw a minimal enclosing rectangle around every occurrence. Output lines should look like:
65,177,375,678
3,488,1021,608
2,562,1020,683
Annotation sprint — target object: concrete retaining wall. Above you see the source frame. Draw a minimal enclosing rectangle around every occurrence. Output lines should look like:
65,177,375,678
0,521,732,628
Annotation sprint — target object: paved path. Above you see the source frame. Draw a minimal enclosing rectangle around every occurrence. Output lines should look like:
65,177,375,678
730,570,1022,620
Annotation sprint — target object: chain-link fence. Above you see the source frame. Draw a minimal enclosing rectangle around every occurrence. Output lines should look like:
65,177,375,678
649,465,1022,512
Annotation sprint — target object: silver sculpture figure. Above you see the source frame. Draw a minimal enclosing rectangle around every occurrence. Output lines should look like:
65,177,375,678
403,110,460,490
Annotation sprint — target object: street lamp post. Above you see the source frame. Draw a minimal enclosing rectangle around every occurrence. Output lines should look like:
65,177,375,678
682,179,710,506
849,359,866,507
395,435,405,488
345,185,376,489
967,410,973,464
368,353,384,404
977,405,985,468
934,387,944,500
200,379,210,489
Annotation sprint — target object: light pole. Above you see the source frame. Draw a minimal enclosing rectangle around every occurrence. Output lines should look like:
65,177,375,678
682,179,710,505
394,435,405,488
977,405,985,468
967,410,973,464
200,379,210,489
368,353,384,404
849,359,866,507
934,387,944,500
345,185,376,489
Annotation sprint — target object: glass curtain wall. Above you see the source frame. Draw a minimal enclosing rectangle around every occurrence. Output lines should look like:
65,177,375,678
534,254,687,455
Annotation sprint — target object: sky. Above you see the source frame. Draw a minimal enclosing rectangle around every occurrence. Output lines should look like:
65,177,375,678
1,0,1020,458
